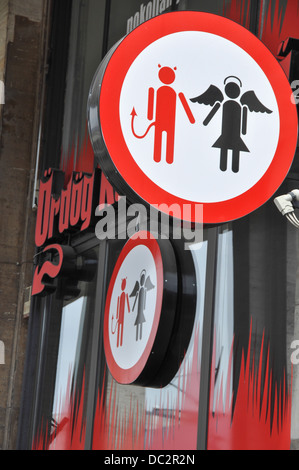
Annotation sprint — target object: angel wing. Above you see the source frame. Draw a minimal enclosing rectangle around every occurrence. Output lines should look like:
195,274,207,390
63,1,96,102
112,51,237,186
190,85,224,106
130,281,140,298
130,281,140,311
145,276,155,291
240,90,272,114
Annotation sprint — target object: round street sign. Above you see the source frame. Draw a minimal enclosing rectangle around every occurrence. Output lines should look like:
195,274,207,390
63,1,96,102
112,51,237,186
88,11,298,224
103,232,178,386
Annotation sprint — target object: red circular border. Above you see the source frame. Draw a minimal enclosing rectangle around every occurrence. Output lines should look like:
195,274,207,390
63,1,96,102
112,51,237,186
99,12,298,224
103,232,164,384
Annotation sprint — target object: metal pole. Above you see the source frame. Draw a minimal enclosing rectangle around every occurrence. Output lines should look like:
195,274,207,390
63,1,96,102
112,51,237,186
84,240,109,449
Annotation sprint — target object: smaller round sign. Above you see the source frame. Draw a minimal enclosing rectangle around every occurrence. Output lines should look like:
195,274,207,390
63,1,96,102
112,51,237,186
103,232,178,386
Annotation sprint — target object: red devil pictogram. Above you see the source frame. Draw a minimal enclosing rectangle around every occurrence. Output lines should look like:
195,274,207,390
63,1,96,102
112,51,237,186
131,65,195,164
111,278,131,348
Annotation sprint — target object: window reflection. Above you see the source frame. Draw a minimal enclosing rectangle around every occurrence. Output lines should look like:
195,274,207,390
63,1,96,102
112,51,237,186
33,247,98,450
208,202,299,450
212,225,234,414
95,238,208,450
52,296,86,419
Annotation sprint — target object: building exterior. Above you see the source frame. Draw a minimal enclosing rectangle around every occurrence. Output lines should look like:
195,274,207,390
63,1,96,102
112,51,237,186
0,0,49,449
1,0,299,451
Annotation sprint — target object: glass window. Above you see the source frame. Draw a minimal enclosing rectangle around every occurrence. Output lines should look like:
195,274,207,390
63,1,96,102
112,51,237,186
60,0,106,176
107,0,175,51
208,190,299,450
32,247,99,450
52,297,86,416
91,235,208,450
106,0,254,54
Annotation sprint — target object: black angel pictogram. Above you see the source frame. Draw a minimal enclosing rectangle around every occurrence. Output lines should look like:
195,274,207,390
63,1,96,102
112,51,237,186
190,76,273,173
129,269,155,341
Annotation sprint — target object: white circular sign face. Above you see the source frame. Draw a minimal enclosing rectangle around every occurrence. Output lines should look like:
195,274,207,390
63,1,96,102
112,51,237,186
89,12,298,223
119,31,279,203
108,244,158,370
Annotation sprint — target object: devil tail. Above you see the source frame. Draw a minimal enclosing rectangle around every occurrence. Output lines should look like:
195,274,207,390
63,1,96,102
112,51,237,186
133,121,156,139
131,108,156,139
111,317,118,334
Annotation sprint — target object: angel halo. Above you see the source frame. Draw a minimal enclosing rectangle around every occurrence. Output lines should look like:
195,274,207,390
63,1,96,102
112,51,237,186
224,76,243,87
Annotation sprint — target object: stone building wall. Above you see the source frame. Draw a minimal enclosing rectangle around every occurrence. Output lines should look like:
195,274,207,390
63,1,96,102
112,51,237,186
0,0,49,449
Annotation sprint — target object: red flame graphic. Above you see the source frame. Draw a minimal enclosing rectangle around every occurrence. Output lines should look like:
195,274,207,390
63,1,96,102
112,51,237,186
208,323,292,450
259,0,299,56
32,318,292,450
61,123,95,186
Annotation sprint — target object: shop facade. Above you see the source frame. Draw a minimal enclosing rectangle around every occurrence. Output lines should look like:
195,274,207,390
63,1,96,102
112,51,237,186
16,0,299,450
